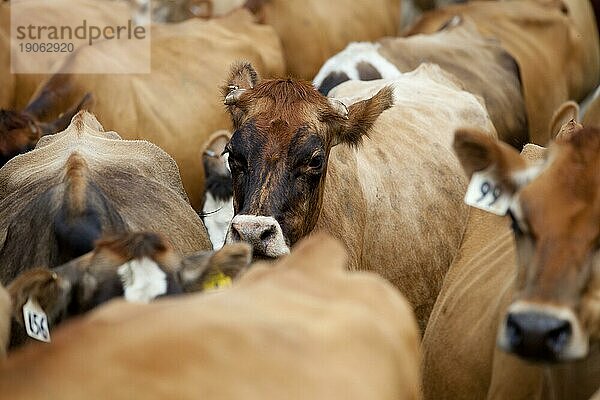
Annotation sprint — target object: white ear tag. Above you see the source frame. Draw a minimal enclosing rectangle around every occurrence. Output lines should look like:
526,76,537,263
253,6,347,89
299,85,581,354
464,169,512,216
23,297,51,343
118,258,167,303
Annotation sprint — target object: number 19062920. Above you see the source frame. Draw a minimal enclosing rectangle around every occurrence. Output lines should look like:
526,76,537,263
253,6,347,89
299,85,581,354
19,42,74,53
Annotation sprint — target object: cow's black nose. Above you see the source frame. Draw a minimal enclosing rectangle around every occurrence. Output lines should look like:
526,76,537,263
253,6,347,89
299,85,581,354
504,312,572,361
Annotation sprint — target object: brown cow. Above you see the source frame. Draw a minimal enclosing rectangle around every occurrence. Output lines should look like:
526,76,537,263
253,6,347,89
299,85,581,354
8,231,251,349
406,0,600,145
249,0,401,80
0,111,211,285
0,234,421,400
221,62,496,331
0,93,92,167
21,8,284,209
314,16,527,148
421,125,600,399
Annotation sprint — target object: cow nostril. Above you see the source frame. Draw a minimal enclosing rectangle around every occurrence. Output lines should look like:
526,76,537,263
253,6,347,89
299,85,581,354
546,320,571,354
506,314,524,348
260,226,276,242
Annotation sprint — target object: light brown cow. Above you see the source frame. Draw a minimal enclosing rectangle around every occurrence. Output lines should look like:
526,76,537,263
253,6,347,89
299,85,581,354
0,234,421,400
314,17,527,148
7,231,251,349
583,86,600,128
422,125,600,399
0,0,134,110
406,0,600,146
21,8,284,209
0,111,211,285
222,62,496,331
249,0,401,80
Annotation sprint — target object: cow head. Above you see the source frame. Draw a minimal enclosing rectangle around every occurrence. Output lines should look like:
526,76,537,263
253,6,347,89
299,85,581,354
454,126,600,362
222,62,393,258
8,231,252,345
0,93,92,168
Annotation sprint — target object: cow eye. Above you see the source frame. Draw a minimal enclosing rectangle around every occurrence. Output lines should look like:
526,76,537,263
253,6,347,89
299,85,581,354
307,155,323,170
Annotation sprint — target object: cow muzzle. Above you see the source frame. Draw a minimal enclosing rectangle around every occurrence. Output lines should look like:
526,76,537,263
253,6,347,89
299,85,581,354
225,215,290,258
497,301,588,362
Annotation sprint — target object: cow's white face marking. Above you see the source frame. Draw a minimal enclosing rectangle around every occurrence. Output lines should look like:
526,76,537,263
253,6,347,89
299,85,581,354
312,42,401,89
203,193,234,250
117,258,167,303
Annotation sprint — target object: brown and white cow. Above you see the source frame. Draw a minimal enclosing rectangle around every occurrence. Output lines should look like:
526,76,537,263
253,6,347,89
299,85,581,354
201,130,234,250
406,0,599,146
0,111,211,286
313,16,527,148
7,231,251,349
421,124,600,399
0,234,421,400
20,8,284,209
221,62,496,331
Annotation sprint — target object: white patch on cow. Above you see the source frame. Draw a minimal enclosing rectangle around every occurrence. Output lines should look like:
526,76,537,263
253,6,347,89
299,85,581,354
118,258,167,303
23,297,51,343
226,215,290,258
511,163,544,188
312,42,401,89
498,301,589,361
203,193,234,250
223,152,230,173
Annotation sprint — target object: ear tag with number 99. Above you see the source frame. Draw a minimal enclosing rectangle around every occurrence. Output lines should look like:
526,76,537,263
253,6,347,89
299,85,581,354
23,297,51,343
464,169,512,216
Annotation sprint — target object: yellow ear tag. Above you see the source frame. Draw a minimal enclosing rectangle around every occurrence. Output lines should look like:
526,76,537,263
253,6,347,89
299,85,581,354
202,271,232,292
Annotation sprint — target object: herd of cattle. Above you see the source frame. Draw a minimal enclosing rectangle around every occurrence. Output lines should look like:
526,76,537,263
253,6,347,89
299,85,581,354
0,0,599,398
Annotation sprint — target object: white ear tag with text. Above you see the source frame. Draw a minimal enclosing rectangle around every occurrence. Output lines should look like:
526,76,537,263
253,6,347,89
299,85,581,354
464,169,512,216
23,297,51,343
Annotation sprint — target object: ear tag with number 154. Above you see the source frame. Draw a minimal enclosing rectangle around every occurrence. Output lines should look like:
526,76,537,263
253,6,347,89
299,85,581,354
464,169,512,216
23,297,51,343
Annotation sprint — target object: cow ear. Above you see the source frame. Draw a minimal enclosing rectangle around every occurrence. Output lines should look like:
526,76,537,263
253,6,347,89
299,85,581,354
7,268,72,327
549,101,582,141
333,86,394,147
178,243,252,292
453,128,537,194
222,62,258,104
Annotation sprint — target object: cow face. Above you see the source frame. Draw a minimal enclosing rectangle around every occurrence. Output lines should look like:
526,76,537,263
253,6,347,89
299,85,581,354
0,110,41,167
222,63,393,257
454,126,600,362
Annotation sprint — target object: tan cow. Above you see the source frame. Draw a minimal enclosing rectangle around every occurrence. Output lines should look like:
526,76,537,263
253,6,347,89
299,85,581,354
422,124,600,399
20,8,284,209
0,0,134,110
583,85,600,128
7,231,251,349
406,0,600,146
313,17,527,148
222,62,495,331
0,234,421,400
249,0,401,80
0,111,211,285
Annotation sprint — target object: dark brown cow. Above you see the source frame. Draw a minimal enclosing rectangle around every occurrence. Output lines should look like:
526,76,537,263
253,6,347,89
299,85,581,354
222,62,393,256
0,94,91,167
8,231,251,349
0,111,211,285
